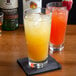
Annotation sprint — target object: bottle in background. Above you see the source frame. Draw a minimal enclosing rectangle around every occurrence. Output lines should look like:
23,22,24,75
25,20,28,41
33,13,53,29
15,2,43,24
23,0,42,23
0,0,18,31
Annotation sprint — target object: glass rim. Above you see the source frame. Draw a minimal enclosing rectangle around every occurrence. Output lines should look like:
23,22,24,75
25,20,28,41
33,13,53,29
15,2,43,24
24,7,52,22
47,2,62,6
24,7,51,13
24,7,50,10
46,2,67,9
24,7,52,19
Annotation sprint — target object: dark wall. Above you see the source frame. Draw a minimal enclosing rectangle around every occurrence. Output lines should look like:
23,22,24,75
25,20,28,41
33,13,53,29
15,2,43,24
68,0,76,24
18,0,23,24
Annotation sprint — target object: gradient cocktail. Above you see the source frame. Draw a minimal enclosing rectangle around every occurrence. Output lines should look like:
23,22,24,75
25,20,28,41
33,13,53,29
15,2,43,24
24,8,52,68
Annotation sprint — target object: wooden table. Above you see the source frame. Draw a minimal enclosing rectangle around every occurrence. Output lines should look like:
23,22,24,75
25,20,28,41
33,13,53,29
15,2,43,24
0,25,76,76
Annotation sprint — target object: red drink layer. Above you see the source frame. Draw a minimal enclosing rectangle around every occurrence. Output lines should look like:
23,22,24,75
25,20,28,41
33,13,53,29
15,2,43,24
50,8,68,45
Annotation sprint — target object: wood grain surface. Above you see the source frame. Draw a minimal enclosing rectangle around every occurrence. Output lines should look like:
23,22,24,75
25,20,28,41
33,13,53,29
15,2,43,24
0,25,76,76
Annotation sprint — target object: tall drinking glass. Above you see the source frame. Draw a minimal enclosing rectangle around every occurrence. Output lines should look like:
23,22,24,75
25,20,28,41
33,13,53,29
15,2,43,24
0,12,4,36
24,8,52,69
47,2,68,52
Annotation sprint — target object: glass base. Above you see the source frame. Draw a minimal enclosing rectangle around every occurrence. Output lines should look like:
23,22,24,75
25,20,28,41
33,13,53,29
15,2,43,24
28,58,48,69
49,44,64,53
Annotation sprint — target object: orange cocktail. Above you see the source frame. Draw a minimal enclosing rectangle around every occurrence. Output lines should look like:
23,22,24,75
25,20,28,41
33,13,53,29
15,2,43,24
24,17,50,61
24,8,51,68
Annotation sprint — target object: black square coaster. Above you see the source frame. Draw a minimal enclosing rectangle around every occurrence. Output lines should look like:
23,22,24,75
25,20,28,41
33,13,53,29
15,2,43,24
17,55,61,76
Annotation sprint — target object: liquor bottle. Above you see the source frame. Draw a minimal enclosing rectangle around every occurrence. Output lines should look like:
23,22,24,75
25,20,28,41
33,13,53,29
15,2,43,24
23,0,42,22
0,0,18,30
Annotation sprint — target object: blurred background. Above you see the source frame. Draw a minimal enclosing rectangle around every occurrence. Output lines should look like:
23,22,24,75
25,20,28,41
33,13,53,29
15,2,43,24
0,0,75,25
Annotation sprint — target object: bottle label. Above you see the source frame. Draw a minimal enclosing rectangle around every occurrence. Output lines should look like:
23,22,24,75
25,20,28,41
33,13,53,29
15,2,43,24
2,8,18,30
26,0,42,9
0,0,18,9
3,9,18,19
23,0,42,21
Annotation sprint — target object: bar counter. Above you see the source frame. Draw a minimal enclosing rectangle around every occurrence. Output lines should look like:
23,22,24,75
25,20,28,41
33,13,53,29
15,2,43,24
0,25,76,76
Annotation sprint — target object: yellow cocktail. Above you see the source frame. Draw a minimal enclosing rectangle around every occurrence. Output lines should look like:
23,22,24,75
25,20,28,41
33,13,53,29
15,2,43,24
24,8,51,68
